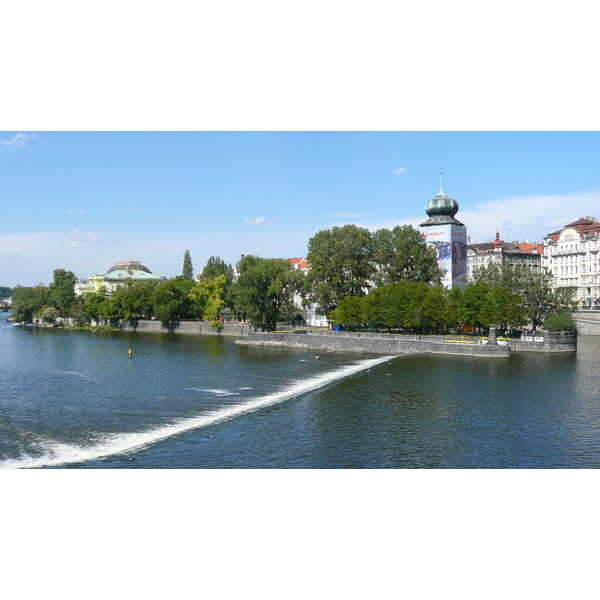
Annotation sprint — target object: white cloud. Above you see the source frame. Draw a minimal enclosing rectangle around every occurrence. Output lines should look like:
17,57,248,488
125,207,138,212
343,191,600,244
68,209,84,215
69,241,80,248
72,230,82,234
89,234,99,243
173,250,183,256
0,133,37,147
393,167,407,174
457,192,600,242
245,216,265,224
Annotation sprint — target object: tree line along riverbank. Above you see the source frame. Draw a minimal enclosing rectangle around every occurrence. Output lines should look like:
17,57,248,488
7,224,579,336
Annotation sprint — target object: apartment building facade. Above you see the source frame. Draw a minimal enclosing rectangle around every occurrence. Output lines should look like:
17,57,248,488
542,217,600,307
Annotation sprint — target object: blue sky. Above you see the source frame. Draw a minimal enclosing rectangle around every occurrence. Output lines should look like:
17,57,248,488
2,131,600,287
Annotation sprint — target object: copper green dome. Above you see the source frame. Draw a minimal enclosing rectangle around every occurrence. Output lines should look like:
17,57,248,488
420,173,464,227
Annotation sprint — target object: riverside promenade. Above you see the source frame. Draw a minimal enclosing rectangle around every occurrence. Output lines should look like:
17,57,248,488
72,319,578,355
240,329,511,357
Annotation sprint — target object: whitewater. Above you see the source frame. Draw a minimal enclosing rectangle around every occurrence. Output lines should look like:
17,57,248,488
1,355,394,469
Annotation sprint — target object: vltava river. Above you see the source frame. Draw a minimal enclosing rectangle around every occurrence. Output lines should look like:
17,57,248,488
1,314,599,468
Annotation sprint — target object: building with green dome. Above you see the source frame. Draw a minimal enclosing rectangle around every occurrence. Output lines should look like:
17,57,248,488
419,173,467,289
74,260,167,296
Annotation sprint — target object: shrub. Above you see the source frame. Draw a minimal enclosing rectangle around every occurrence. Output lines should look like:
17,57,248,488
543,312,578,333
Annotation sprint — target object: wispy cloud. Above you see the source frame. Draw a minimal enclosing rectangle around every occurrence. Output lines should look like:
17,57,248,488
68,209,84,215
0,133,38,148
245,216,265,224
393,167,407,174
173,250,183,256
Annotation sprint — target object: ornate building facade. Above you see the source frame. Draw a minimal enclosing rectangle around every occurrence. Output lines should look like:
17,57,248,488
74,261,167,296
466,232,542,281
542,217,600,307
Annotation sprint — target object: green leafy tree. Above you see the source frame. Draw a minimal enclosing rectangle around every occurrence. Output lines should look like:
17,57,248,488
331,295,366,328
48,269,77,317
108,279,159,326
189,275,228,321
69,296,91,327
84,287,110,323
306,224,375,315
373,225,445,286
40,306,60,326
151,277,198,329
182,250,194,280
472,263,575,331
200,256,234,287
421,285,452,333
198,256,235,314
446,286,464,331
479,286,527,332
544,312,578,333
11,285,48,322
0,286,13,299
228,256,300,331
459,281,490,329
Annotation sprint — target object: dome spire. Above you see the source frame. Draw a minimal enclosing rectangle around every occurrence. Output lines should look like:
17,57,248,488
438,166,446,197
420,169,464,227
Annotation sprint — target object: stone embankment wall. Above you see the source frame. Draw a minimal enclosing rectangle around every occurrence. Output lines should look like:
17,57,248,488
122,320,252,336
242,330,510,357
572,311,600,336
509,332,578,352
56,318,252,336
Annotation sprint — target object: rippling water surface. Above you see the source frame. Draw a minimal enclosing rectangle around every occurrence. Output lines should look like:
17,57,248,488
1,315,599,468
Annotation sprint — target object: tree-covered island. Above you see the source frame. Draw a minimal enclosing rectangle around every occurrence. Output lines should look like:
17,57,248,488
8,224,577,335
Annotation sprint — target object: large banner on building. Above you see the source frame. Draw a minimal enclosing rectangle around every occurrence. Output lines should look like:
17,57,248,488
421,224,467,289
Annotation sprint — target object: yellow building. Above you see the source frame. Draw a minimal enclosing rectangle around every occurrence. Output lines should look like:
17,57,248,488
75,261,167,296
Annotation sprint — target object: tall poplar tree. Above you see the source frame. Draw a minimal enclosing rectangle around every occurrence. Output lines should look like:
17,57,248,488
182,250,194,280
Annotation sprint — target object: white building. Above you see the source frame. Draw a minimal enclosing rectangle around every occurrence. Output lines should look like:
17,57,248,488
542,217,600,307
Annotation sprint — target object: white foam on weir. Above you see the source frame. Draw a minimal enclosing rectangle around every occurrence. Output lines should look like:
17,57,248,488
0,355,395,469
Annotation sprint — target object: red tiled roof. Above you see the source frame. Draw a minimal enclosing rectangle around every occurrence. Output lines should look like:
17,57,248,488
518,242,544,255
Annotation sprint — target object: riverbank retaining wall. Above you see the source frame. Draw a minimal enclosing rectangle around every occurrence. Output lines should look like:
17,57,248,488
509,332,578,352
122,320,253,336
56,318,253,337
572,311,600,336
242,330,510,357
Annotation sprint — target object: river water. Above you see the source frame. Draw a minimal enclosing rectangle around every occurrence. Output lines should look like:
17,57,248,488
1,314,599,469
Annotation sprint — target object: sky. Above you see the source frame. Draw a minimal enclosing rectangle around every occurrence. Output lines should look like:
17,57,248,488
2,131,600,287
